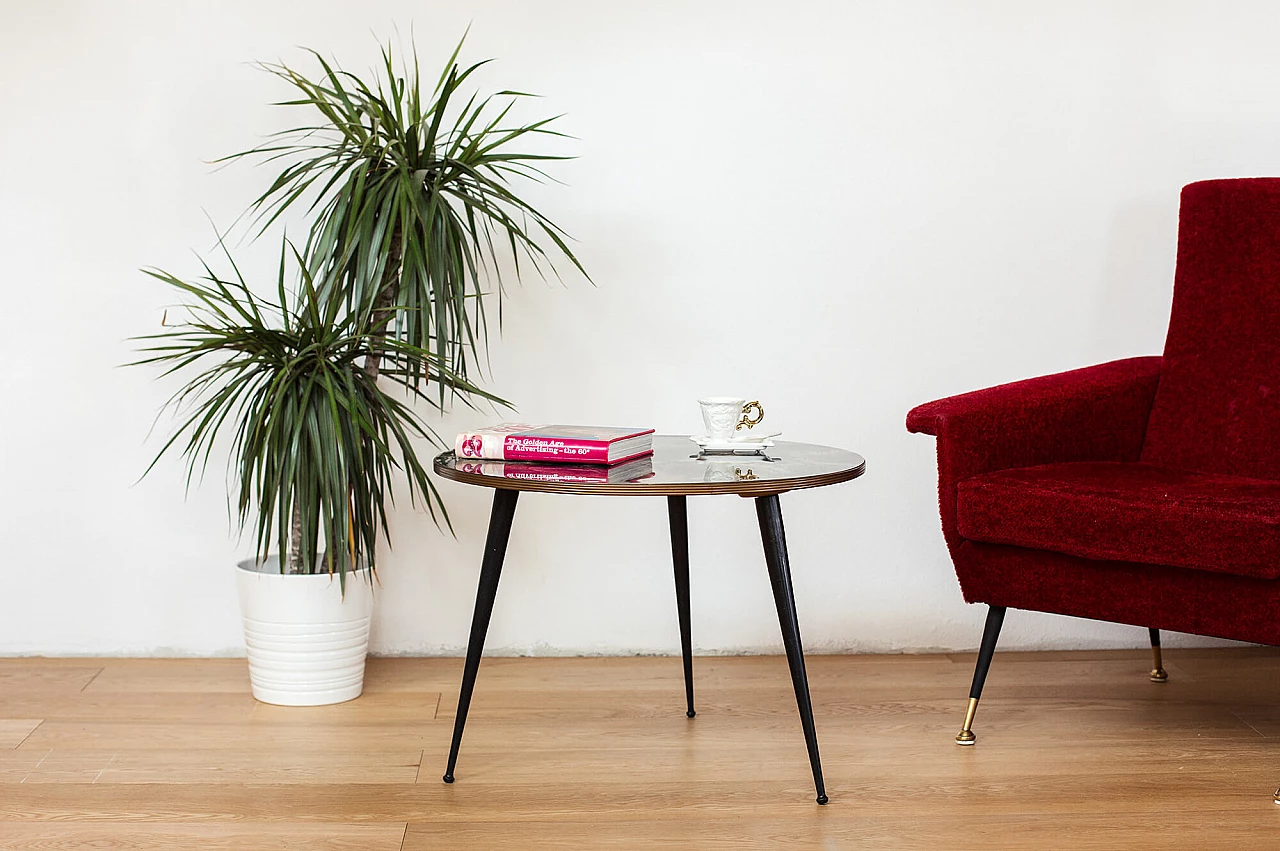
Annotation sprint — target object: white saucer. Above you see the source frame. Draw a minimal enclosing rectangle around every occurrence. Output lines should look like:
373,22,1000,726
690,432,780,454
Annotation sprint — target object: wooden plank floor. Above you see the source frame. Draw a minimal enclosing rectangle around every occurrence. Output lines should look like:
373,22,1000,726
2,649,1280,849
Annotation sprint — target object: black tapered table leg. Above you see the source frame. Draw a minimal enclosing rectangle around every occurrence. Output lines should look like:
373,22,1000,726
755,494,828,805
668,495,696,718
443,488,519,784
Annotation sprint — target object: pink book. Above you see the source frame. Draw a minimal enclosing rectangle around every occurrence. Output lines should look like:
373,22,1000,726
454,423,655,465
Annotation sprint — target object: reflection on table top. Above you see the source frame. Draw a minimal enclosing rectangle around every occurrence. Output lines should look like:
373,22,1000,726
433,435,866,497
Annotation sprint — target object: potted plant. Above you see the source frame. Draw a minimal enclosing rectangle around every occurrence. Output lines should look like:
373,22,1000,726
137,38,585,705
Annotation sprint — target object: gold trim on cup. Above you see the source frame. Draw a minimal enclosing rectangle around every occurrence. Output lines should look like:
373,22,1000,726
737,400,764,431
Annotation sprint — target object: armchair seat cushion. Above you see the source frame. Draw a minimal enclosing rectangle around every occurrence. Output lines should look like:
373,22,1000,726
956,462,1280,580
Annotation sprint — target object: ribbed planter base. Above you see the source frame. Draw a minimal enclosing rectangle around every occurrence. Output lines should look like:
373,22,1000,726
235,557,374,706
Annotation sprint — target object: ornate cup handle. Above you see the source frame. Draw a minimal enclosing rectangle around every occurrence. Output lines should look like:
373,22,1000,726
737,400,765,431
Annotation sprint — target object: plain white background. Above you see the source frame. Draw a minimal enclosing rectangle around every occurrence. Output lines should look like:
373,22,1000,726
2,1,1274,656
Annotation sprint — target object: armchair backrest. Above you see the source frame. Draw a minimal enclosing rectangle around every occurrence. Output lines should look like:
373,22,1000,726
1141,178,1280,480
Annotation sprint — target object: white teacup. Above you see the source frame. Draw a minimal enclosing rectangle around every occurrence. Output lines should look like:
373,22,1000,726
698,397,765,440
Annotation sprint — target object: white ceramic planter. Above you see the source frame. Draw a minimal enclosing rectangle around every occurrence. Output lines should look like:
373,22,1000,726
235,556,374,706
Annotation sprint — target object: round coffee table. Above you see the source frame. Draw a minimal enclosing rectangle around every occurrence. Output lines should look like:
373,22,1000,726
433,435,866,803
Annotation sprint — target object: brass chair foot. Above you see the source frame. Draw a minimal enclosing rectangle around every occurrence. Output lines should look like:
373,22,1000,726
1148,634,1168,683
956,697,979,745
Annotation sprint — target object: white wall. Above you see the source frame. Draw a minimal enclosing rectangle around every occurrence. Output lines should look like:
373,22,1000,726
2,1,1275,656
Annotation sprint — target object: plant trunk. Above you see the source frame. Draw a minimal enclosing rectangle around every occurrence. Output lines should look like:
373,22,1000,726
287,500,305,575
362,227,404,381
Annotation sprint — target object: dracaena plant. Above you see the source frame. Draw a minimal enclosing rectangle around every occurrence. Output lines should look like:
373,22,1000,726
139,35,584,576
135,242,502,580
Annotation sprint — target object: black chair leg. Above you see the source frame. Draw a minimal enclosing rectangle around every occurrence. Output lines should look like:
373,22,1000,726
443,488,519,784
667,496,696,718
1148,627,1168,683
957,605,1006,746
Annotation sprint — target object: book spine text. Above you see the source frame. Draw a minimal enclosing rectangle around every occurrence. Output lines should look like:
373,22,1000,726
502,436,611,463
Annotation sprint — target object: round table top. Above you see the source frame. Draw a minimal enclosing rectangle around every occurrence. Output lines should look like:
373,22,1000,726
433,435,866,497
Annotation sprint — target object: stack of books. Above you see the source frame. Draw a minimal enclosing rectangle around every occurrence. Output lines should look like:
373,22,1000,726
453,423,656,484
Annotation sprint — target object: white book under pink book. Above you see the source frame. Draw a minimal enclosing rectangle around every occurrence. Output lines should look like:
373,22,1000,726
454,423,655,466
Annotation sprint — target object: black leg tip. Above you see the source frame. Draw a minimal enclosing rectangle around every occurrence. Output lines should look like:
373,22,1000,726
816,794,829,805
686,710,696,718
442,774,454,784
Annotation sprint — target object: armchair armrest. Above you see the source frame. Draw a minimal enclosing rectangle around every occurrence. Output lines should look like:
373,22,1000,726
907,356,1162,552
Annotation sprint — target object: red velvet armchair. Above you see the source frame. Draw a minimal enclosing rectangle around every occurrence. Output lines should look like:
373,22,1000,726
908,178,1280,800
